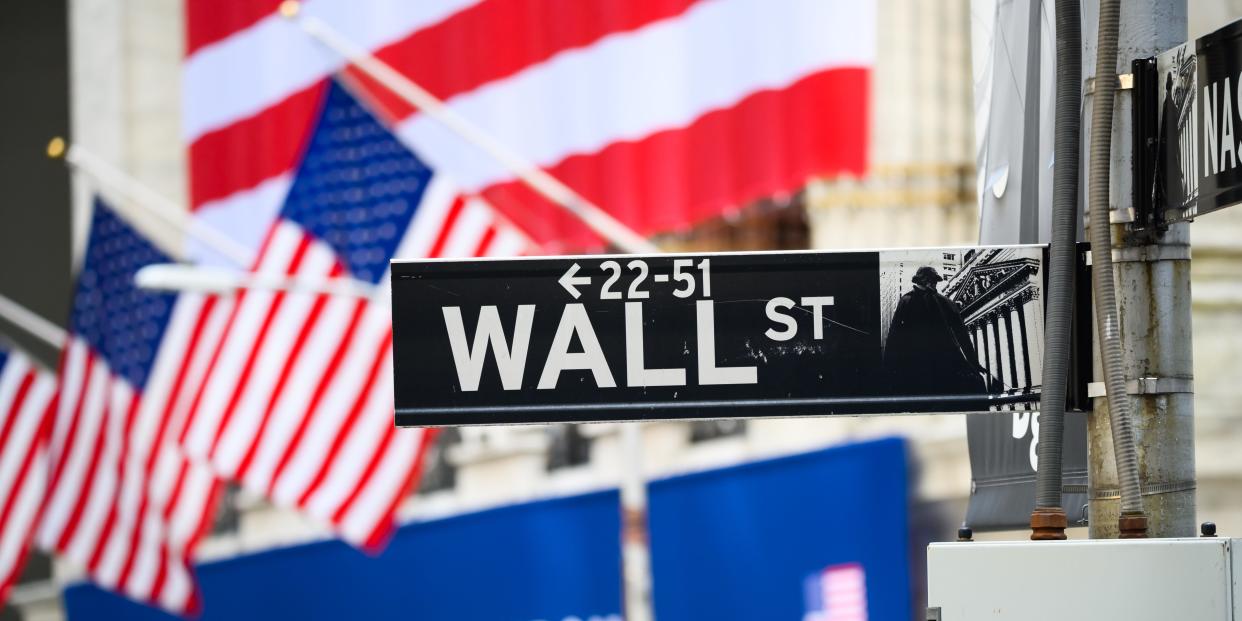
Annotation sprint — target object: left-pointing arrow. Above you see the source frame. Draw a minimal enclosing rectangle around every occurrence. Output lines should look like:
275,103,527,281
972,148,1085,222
558,262,592,299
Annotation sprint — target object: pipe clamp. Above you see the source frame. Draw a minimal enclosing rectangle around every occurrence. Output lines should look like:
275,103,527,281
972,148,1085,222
1111,244,1191,263
1089,479,1197,500
1084,73,1134,95
1087,376,1194,397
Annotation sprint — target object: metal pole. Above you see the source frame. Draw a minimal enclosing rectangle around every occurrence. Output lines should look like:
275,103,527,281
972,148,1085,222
0,292,68,350
1019,0,1044,244
1083,0,1195,538
133,263,376,298
619,423,654,621
52,139,255,268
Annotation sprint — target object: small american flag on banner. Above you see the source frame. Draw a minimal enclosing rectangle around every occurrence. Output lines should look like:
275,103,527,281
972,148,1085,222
37,202,220,614
804,562,868,621
0,344,56,606
178,79,529,548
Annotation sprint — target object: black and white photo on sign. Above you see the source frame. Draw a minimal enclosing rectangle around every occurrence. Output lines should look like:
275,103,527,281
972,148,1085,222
878,248,1043,409
1156,41,1198,215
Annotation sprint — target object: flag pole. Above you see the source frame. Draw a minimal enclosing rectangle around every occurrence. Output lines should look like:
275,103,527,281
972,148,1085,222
134,263,375,298
48,138,256,268
0,291,68,350
49,139,379,299
279,5,658,619
280,2,659,255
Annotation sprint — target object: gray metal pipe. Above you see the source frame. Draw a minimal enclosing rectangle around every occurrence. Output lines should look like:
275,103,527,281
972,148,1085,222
1086,0,1146,525
1033,0,1081,516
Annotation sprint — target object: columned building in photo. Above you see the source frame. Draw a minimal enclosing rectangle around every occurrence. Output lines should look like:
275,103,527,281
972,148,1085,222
942,249,1042,410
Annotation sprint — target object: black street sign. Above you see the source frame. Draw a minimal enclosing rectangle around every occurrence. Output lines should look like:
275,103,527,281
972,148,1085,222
392,245,1052,427
1154,18,1242,223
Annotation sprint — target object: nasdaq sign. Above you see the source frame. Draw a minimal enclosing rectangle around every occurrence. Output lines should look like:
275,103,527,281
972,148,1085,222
391,246,1050,426
1155,18,1242,222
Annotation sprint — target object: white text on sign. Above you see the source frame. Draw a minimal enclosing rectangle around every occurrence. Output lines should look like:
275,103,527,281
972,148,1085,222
441,259,834,392
559,259,712,300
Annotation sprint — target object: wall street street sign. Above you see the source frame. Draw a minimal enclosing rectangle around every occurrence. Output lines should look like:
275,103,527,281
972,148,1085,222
391,245,1050,427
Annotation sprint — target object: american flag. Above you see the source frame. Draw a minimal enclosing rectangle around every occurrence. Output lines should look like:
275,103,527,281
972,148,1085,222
36,202,220,614
804,562,868,621
178,79,526,548
183,0,873,253
0,344,57,605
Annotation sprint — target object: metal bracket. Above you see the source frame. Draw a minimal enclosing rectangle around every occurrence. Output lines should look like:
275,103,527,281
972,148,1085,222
1084,73,1134,95
1087,376,1194,397
1111,244,1192,263
1131,56,1162,234
1082,206,1137,228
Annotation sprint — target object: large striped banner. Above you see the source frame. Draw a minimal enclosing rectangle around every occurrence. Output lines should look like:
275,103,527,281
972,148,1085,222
184,0,874,254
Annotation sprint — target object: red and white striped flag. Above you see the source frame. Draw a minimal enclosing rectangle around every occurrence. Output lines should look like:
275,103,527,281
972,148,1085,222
36,201,221,615
178,80,527,549
0,344,56,606
183,0,873,253
178,0,870,549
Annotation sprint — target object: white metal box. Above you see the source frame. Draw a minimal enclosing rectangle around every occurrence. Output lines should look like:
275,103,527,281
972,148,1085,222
927,538,1240,620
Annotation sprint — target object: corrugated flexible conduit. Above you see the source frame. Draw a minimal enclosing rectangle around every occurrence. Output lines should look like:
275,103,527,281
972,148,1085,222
1031,0,1081,538
1087,0,1147,532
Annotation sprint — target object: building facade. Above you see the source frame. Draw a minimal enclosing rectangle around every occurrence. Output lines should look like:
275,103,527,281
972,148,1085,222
943,248,1044,410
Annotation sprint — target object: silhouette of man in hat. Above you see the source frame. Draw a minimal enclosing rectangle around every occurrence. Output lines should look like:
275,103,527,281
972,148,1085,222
1156,71,1185,210
883,266,990,398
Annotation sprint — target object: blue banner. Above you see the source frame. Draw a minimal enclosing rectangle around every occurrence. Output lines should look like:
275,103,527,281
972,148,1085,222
65,437,909,621
66,491,623,621
649,436,909,620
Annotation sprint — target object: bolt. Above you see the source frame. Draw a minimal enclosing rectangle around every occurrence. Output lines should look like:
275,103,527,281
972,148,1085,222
957,527,973,542
46,137,66,159
1201,521,1217,537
